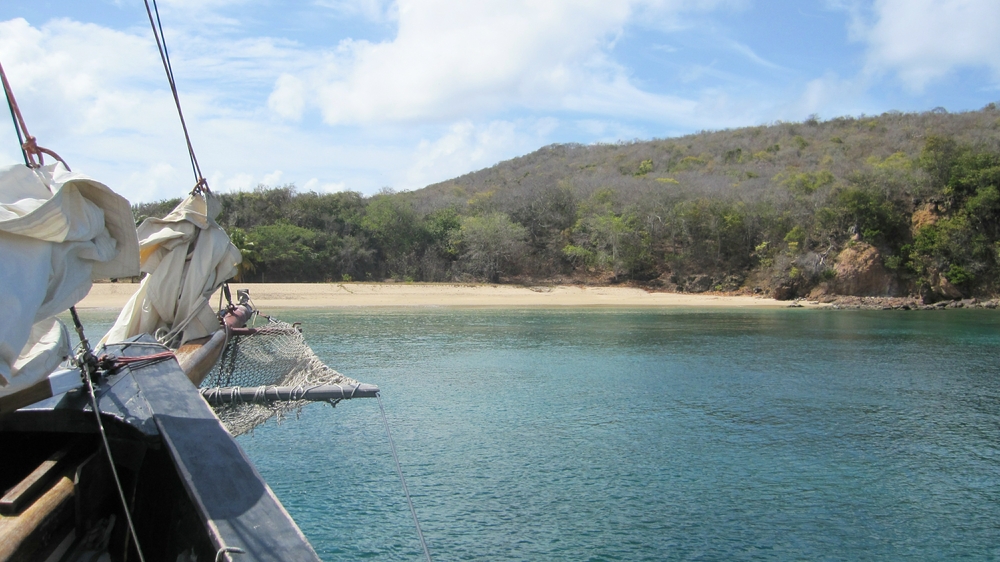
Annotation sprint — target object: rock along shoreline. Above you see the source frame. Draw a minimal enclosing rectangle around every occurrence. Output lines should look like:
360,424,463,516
793,295,1000,310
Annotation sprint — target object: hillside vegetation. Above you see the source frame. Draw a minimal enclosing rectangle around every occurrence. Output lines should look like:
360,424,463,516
134,104,1000,301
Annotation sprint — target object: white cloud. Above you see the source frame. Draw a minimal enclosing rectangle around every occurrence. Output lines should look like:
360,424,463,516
561,76,699,125
148,0,249,31
157,0,249,8
791,72,872,120
402,119,552,189
0,17,207,195
276,0,763,130
630,0,750,33
123,162,183,203
0,15,370,200
727,40,785,71
13,0,994,205
302,178,349,193
860,0,1000,91
268,74,306,120
0,18,164,133
216,172,256,192
0,5,766,202
261,170,284,186
300,0,643,125
313,0,398,22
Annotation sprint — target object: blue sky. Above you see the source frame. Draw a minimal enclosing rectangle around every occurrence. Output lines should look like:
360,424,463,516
1,0,998,204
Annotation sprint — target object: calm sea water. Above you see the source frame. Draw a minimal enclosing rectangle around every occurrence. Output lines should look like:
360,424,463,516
76,308,1000,560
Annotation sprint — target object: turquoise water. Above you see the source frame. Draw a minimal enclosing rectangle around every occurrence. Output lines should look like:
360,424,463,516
74,308,1000,560
233,308,1000,561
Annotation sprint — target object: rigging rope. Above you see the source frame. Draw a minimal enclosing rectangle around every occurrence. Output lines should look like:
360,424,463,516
377,393,432,562
0,58,70,170
70,307,148,562
142,0,208,193
0,55,148,557
4,78,27,167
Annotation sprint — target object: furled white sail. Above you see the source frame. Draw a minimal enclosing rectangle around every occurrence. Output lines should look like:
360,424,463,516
102,190,241,347
0,162,139,394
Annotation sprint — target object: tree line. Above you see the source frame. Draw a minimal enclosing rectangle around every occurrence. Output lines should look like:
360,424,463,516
133,104,1000,300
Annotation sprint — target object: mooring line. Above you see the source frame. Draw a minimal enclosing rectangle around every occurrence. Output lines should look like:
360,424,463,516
376,393,432,562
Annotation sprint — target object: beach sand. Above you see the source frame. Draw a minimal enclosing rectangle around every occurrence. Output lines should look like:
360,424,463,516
78,282,825,309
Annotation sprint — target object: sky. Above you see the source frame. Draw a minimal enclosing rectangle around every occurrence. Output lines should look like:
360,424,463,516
0,0,999,204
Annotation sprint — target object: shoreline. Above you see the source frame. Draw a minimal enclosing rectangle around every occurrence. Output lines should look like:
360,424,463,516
78,282,827,310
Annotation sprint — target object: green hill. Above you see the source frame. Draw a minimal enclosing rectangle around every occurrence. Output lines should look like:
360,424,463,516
134,104,1000,301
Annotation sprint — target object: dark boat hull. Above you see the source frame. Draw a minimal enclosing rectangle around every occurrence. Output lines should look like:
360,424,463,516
0,336,321,562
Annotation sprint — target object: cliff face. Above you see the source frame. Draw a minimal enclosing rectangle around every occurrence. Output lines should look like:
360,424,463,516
832,242,895,296
921,270,964,303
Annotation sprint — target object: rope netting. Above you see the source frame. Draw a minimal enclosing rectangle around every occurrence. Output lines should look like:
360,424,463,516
201,317,358,436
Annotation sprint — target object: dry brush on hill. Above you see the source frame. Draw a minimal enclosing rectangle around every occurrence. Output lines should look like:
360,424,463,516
133,104,1000,301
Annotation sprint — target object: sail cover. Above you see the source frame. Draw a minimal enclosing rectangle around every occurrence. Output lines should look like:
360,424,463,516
102,190,241,347
0,162,139,395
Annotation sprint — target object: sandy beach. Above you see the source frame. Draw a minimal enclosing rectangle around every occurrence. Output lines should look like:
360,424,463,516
78,282,824,310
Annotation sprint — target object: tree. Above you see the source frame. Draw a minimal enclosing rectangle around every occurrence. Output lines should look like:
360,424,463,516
918,135,959,188
566,209,654,279
818,186,906,245
509,185,577,251
249,222,321,282
337,234,376,281
908,145,1000,292
227,227,258,281
452,213,528,282
361,194,423,278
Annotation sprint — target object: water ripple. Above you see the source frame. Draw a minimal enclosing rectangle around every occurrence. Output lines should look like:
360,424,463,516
224,308,1000,561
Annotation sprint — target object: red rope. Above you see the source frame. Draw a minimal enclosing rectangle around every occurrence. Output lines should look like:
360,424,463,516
98,351,177,374
192,176,211,195
112,351,176,365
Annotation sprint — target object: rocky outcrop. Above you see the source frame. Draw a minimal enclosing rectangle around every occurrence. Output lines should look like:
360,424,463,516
919,270,964,303
772,283,797,300
676,273,745,293
832,242,894,296
825,295,1000,310
682,274,714,293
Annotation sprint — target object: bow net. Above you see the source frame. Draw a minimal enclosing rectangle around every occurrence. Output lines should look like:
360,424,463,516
200,316,357,436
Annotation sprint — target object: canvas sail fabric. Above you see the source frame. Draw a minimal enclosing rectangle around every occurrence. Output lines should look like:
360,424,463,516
102,191,241,347
0,162,139,394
